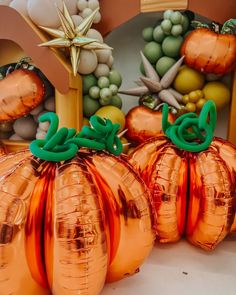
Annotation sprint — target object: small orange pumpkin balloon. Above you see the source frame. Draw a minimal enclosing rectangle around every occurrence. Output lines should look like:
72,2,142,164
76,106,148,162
181,20,236,75
128,102,236,250
125,105,175,144
0,113,154,295
0,69,45,122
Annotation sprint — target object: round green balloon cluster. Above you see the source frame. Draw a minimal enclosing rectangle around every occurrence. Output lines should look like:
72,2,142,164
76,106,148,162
162,100,217,152
82,70,123,118
30,112,123,162
141,10,194,77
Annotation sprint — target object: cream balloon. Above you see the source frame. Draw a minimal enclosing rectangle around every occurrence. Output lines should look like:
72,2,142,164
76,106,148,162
13,116,37,140
10,0,29,17
96,49,112,63
27,0,77,27
71,14,83,26
77,49,98,75
86,28,103,43
94,64,110,78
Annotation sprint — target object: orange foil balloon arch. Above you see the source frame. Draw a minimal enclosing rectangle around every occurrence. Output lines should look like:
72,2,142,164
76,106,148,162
0,113,155,295
128,101,236,251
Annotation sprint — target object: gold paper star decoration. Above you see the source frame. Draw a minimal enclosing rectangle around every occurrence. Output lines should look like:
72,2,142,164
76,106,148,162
39,2,112,76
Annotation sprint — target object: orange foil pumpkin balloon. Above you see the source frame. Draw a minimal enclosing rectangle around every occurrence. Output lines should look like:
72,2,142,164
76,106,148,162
0,69,45,122
0,112,154,295
125,106,175,144
0,141,6,155
128,102,236,250
181,20,236,75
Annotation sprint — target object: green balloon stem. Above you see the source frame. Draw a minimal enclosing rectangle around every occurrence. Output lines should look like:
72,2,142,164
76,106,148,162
162,100,217,152
30,113,122,162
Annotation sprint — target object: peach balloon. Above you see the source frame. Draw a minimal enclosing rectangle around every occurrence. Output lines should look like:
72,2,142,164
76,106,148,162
27,0,77,27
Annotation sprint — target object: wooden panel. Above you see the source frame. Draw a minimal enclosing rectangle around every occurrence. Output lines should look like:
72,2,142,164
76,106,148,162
141,0,187,12
188,0,236,24
0,5,71,94
228,71,236,145
95,0,140,36
55,76,83,131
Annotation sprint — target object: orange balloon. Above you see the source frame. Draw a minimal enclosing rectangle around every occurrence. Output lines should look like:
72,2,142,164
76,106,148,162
187,145,236,250
128,135,236,250
0,69,45,122
0,149,154,295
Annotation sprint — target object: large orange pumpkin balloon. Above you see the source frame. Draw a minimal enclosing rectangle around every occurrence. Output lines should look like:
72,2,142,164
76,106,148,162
128,102,236,250
0,114,154,295
181,20,236,75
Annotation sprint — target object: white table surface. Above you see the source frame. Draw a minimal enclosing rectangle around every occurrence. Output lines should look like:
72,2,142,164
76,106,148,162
102,237,236,295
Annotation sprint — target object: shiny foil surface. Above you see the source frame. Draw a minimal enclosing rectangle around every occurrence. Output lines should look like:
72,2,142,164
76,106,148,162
0,149,154,295
181,28,236,74
129,137,187,243
128,136,236,250
187,147,236,250
0,69,45,122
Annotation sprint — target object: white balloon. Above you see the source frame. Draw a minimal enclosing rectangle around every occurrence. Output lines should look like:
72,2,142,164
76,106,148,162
96,49,112,63
13,116,37,140
71,14,83,26
77,49,98,75
93,11,101,23
77,0,87,11
27,0,77,28
88,0,99,10
107,55,114,68
86,28,103,43
80,7,92,18
39,121,50,132
10,0,28,17
94,63,110,78
36,130,47,140
9,133,23,141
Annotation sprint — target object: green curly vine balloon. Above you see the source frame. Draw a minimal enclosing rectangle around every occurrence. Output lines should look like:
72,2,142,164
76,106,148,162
162,100,217,152
30,113,123,162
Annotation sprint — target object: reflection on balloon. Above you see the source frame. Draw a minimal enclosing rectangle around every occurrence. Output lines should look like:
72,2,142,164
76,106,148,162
128,136,236,250
0,149,154,295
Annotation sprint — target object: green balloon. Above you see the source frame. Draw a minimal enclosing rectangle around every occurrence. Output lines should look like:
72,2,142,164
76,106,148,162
83,95,101,117
82,74,97,95
110,95,123,109
109,70,122,87
142,27,154,42
144,41,163,64
162,35,183,58
153,26,166,43
140,62,145,75
156,56,176,77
